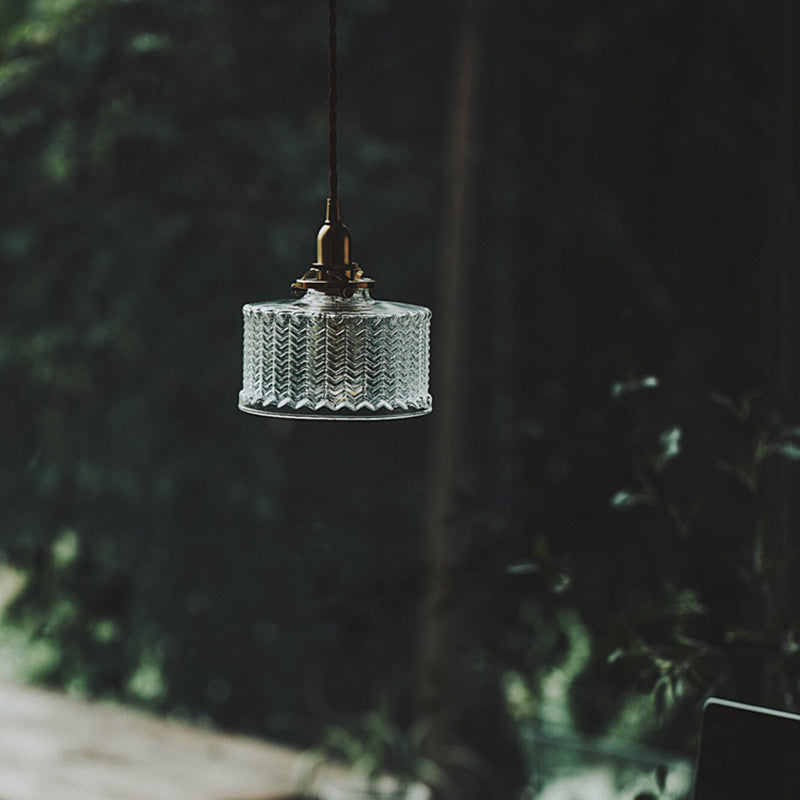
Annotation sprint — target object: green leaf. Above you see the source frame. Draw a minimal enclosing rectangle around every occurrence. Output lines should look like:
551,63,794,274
714,458,757,494
610,375,660,400
709,391,754,421
505,562,539,576
776,442,800,461
655,426,682,470
610,489,652,509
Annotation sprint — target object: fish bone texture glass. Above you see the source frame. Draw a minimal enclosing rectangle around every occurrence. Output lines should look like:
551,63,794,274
239,289,432,420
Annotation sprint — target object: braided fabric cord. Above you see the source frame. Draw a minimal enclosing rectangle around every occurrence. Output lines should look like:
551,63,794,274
328,0,338,200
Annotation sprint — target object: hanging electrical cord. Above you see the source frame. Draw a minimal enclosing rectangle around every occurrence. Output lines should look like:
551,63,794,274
289,0,372,297
328,0,338,201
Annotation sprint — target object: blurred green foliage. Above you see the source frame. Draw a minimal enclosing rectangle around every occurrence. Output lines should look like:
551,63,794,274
0,0,444,741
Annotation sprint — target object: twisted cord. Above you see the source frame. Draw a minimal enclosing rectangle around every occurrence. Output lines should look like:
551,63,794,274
328,0,338,200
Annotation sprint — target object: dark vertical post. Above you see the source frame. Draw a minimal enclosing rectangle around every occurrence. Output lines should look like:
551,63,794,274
416,0,526,794
765,0,800,679
416,0,486,796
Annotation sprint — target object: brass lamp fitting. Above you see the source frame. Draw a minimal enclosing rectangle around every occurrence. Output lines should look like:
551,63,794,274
291,198,375,298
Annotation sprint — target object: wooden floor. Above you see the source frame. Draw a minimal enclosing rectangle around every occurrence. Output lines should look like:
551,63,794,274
0,680,423,800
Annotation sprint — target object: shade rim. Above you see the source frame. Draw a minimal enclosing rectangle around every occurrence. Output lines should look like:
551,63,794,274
238,400,432,421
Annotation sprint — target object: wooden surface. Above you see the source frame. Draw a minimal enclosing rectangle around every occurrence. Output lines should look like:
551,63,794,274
0,679,339,800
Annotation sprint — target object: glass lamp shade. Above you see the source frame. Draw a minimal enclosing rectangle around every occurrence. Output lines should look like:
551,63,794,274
239,288,432,420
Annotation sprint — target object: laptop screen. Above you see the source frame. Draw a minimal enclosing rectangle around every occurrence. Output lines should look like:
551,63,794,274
693,698,800,799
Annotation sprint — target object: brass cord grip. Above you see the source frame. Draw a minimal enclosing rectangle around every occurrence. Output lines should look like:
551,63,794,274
291,198,375,298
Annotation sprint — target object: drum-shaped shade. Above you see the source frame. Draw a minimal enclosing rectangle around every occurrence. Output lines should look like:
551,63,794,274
239,289,431,420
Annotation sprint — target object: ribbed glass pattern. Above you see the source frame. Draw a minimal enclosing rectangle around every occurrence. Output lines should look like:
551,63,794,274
239,289,432,420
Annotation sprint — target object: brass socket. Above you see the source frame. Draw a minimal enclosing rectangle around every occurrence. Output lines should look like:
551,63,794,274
291,198,375,298
316,197,351,265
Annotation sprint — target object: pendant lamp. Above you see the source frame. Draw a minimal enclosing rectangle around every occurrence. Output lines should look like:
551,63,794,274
238,0,432,421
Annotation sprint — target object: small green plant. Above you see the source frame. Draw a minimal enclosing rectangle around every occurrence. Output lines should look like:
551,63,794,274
298,702,445,799
607,385,800,723
503,381,800,794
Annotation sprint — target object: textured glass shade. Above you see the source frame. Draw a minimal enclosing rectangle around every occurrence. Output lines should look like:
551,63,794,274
239,289,432,420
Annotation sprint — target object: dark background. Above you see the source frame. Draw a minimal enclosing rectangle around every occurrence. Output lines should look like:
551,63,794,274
1,0,795,783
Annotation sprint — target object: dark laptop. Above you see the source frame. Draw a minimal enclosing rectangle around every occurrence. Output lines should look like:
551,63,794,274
692,698,800,799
